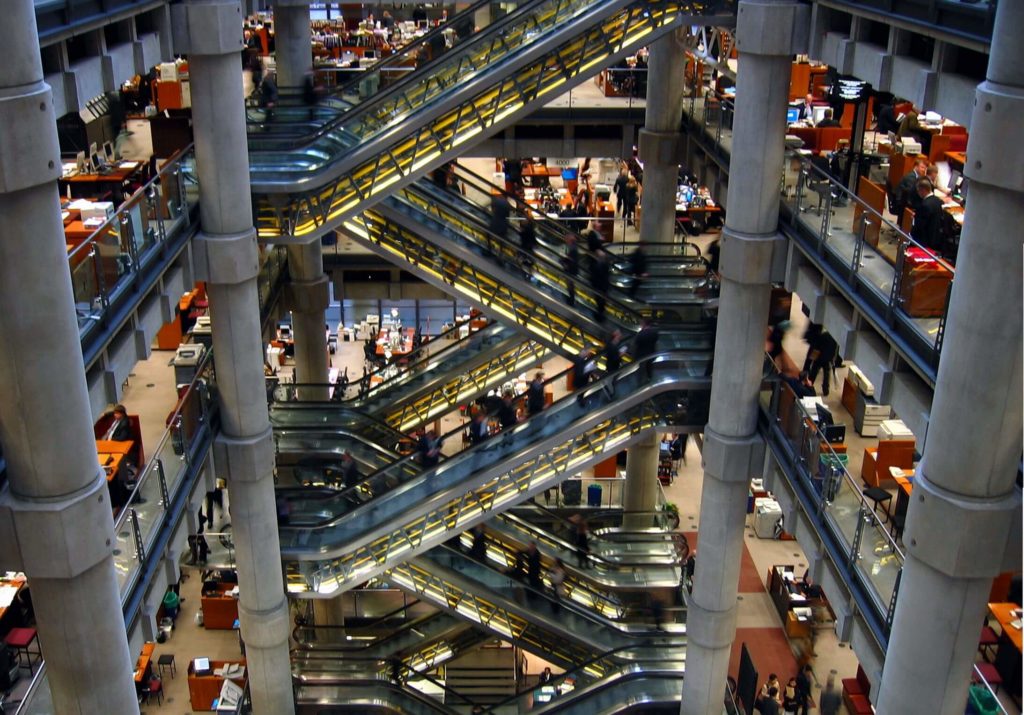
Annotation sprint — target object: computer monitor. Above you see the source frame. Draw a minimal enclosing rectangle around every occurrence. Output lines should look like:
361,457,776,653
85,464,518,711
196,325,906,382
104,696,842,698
103,140,115,163
786,107,801,124
90,150,104,173
815,403,834,427
363,49,377,60
811,105,829,125
75,150,86,173
417,19,429,29
948,169,962,192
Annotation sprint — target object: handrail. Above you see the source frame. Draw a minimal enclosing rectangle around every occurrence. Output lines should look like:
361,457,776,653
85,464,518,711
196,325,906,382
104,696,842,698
291,599,423,642
67,144,193,266
276,363,576,518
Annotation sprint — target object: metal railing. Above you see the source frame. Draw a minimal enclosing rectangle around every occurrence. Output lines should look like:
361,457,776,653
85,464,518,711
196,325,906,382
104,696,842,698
783,160,955,374
15,350,220,714
69,147,198,353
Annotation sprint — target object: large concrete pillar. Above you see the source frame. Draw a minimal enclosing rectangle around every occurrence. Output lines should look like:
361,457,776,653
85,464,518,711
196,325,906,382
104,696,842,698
680,2,801,712
274,0,311,87
287,238,330,393
172,3,295,713
0,2,138,713
623,431,661,529
638,29,686,254
874,3,1023,712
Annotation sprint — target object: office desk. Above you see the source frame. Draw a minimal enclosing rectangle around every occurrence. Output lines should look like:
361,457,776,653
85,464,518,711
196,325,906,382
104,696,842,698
97,439,134,482
989,602,1022,699
188,659,247,711
201,583,239,630
899,247,954,318
59,162,144,202
944,151,967,169
893,474,914,518
134,642,156,684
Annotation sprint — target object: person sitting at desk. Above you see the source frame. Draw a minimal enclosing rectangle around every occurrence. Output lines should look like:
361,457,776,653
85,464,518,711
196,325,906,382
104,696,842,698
925,164,951,198
875,102,900,135
816,108,841,127
897,109,931,154
103,404,133,442
798,93,815,121
910,179,945,252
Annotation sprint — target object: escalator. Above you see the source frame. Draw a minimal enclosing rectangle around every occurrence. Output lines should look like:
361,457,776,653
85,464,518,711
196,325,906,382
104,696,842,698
481,513,684,593
280,354,712,596
386,545,683,670
272,325,551,433
341,207,714,359
250,0,725,238
425,163,717,314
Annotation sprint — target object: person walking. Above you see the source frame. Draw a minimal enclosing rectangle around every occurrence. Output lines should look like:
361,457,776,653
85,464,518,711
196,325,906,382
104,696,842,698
603,330,624,373
590,248,610,322
794,664,813,715
627,242,648,298
818,673,841,715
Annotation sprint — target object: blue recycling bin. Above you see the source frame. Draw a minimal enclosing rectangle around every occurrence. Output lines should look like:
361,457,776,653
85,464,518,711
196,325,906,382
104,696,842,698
587,483,603,507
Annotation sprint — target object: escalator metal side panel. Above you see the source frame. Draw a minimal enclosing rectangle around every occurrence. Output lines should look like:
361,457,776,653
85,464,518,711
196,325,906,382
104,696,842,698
283,369,711,595
254,3,689,239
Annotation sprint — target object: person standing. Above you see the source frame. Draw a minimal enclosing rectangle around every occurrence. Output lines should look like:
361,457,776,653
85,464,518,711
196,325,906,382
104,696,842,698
633,318,659,377
527,372,545,416
562,233,579,306
549,558,566,613
497,392,518,431
339,450,360,489
573,516,590,568
590,248,610,322
525,542,543,597
910,178,945,252
623,176,639,226
490,194,511,240
418,430,443,468
802,323,839,396
627,242,648,298
613,167,629,215
603,330,624,373
795,665,813,715
469,524,487,561
468,411,490,445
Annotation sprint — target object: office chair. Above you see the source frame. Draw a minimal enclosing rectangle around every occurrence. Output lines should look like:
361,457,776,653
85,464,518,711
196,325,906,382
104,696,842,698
801,155,834,216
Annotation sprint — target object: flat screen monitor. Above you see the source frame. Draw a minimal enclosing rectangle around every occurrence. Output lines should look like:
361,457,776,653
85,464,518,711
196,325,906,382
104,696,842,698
103,141,115,163
811,105,829,125
363,49,377,60
815,403,834,427
948,169,962,192
90,151,104,173
75,150,86,172
417,20,429,29
786,107,801,124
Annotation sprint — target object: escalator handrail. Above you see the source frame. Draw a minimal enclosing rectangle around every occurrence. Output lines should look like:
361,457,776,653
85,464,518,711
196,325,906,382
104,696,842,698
495,512,686,569
395,181,655,326
273,403,412,444
476,644,685,714
276,363,577,516
291,598,423,643
273,324,519,410
281,352,714,561
427,544,676,634
249,0,588,148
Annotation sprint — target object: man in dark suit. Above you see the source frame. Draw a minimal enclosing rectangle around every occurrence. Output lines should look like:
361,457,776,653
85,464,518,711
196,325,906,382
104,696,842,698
798,93,814,120
526,372,545,416
103,404,133,442
911,179,945,252
816,108,841,127
895,158,928,221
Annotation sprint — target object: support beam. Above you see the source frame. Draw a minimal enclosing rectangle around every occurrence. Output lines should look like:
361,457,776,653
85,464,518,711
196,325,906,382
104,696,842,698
875,2,1024,712
638,29,686,254
274,0,311,88
287,238,330,395
623,431,661,529
680,2,803,712
172,2,295,713
0,2,138,713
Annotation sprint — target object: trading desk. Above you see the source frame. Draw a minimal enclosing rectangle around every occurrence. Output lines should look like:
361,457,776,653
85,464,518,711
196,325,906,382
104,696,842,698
989,602,1022,700
59,161,144,203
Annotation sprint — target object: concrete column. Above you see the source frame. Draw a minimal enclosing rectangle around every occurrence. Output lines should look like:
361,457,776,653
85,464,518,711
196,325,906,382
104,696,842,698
875,2,1024,712
287,238,330,393
623,431,661,529
172,3,295,713
680,2,800,712
638,29,686,255
0,2,138,713
274,1,311,88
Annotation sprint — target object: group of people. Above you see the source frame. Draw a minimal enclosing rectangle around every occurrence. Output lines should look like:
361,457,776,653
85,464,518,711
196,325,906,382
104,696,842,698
894,158,959,258
465,527,572,612
757,666,841,714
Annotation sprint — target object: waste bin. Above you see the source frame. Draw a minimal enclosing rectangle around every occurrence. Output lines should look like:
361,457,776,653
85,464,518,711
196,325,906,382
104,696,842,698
967,684,999,715
561,480,581,506
587,483,603,508
173,343,206,386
